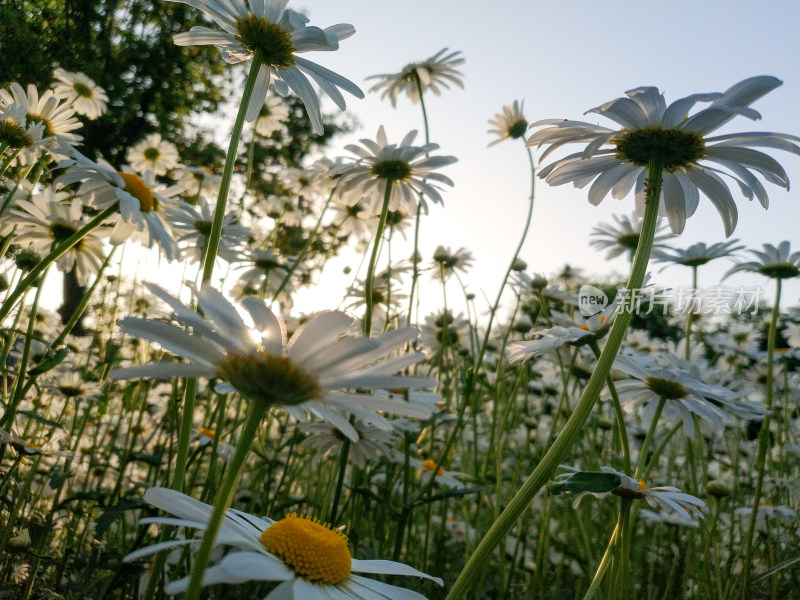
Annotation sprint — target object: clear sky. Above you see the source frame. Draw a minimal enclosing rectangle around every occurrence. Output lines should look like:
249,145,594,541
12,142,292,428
287,0,800,317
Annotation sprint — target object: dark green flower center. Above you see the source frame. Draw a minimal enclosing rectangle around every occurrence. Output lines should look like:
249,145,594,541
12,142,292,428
50,222,81,246
644,375,688,400
680,257,712,267
193,220,212,236
26,113,55,137
58,385,83,398
218,350,321,406
73,82,93,98
235,15,295,69
508,120,528,139
370,159,412,182
144,147,161,161
1,119,33,148
614,126,707,172
758,263,800,280
617,232,640,250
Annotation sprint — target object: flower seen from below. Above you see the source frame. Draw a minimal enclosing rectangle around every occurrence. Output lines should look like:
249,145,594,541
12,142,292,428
653,239,745,268
0,82,83,151
487,100,528,147
367,48,465,107
111,283,436,441
527,76,800,236
552,466,705,521
170,0,363,134
590,211,673,260
125,133,179,176
608,354,742,436
124,487,443,599
725,241,800,280
332,126,457,215
431,245,474,281
51,68,108,119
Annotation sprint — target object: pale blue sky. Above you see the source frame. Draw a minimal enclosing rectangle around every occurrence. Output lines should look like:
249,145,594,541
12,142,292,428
291,0,800,316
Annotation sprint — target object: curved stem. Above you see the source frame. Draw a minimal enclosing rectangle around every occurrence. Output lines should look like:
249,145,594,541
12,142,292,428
446,152,664,600
406,73,429,327
201,50,263,283
741,277,782,597
633,396,666,479
183,400,268,598
363,180,393,336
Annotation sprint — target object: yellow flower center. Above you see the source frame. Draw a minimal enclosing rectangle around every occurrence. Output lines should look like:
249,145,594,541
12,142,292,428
26,112,56,137
198,427,216,439
117,171,155,212
422,458,445,476
260,513,351,584
637,478,647,492
1,118,33,148
579,315,606,331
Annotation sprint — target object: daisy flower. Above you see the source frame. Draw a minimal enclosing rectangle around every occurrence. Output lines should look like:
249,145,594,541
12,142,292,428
527,76,800,236
0,103,46,158
167,196,251,263
299,417,397,467
367,48,465,107
552,465,705,521
174,165,222,198
111,283,435,441
0,188,106,286
51,68,108,119
420,310,471,357
725,241,800,280
255,95,291,137
125,487,443,599
431,246,474,282
55,148,183,260
0,82,83,152
487,100,528,147
331,126,457,215
170,0,363,134
125,133,180,176
608,353,741,436
590,211,673,260
506,326,593,364
653,239,744,268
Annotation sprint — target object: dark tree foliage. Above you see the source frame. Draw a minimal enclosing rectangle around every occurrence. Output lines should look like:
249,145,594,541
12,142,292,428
1,0,230,163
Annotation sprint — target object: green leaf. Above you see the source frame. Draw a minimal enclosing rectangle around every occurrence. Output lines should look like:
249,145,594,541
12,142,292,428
549,472,621,496
27,346,69,376
94,500,145,537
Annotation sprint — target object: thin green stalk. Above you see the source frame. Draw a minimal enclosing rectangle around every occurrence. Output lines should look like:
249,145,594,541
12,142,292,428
0,204,116,323
634,396,666,479
446,153,664,600
364,179,393,336
589,339,631,473
272,190,334,302
684,265,698,360
201,50,263,283
741,277,782,597
183,400,268,598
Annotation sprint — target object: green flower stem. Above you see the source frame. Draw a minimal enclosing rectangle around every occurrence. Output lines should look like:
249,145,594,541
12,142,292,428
364,179,393,336
446,153,663,600
0,204,117,323
583,518,621,600
201,49,263,284
184,400,268,599
272,190,334,302
634,396,666,479
405,72,430,327
589,339,631,473
684,265,699,360
741,277,782,597
641,421,682,481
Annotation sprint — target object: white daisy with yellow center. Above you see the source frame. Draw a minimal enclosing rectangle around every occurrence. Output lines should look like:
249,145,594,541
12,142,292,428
125,487,443,599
